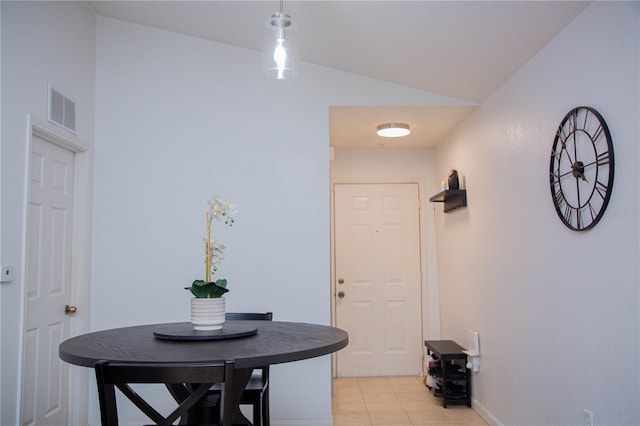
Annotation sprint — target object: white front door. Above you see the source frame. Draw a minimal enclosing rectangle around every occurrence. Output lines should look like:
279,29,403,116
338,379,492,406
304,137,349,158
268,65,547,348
334,183,423,377
21,135,74,426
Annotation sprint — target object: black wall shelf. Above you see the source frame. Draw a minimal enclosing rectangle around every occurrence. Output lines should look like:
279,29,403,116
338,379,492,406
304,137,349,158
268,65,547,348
429,189,467,213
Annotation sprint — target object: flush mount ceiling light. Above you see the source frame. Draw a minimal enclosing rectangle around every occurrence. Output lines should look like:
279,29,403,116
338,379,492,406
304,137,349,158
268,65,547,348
263,0,298,80
377,123,411,137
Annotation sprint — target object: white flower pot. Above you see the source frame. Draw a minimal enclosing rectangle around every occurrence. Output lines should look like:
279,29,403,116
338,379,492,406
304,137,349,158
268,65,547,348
191,297,225,330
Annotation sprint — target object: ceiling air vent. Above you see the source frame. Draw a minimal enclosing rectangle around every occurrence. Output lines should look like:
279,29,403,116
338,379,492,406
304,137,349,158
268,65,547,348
48,84,76,133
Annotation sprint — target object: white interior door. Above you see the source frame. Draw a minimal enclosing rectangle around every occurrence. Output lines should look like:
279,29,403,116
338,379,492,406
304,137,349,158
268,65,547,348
334,183,423,377
21,135,75,426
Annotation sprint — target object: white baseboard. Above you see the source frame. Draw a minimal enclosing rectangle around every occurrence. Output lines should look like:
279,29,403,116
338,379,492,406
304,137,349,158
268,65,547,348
472,397,504,426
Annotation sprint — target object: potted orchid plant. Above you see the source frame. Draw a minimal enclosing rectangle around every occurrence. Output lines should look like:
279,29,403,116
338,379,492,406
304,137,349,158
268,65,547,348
185,195,236,297
185,195,236,330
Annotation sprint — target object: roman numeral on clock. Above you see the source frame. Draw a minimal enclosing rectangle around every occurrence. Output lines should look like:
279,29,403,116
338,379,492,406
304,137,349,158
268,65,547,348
595,180,609,200
597,151,610,166
564,204,575,225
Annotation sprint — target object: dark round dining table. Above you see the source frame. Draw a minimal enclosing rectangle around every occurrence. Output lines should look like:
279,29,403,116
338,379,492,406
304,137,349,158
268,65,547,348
59,320,348,425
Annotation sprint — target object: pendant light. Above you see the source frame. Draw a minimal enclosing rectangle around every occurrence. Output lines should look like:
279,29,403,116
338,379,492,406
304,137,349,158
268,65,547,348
263,0,297,80
377,123,411,137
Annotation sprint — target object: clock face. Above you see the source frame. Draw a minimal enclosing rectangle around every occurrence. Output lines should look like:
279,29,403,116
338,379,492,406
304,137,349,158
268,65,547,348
549,106,614,231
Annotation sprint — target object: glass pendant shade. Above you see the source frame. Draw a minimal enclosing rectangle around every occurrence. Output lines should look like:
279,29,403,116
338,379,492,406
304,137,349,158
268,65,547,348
263,11,297,80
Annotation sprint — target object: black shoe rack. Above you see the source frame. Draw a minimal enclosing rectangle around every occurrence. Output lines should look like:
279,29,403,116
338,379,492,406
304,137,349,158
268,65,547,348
424,340,471,408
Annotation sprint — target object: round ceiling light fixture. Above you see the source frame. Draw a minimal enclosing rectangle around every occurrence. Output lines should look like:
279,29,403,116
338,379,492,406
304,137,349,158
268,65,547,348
376,123,411,137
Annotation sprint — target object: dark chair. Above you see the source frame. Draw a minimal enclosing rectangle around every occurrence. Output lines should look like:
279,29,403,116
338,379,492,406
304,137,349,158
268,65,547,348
94,360,234,426
209,312,273,426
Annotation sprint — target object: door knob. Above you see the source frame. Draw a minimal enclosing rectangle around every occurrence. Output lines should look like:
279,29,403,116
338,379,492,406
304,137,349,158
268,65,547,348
65,305,77,315
338,278,344,284
337,291,345,299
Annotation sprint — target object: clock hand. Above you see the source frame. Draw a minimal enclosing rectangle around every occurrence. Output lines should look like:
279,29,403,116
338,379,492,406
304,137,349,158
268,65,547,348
575,170,589,182
580,158,604,169
550,170,575,180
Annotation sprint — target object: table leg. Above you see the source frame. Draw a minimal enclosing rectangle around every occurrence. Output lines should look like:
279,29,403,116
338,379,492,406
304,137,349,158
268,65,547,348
441,359,448,408
224,367,253,426
466,364,471,408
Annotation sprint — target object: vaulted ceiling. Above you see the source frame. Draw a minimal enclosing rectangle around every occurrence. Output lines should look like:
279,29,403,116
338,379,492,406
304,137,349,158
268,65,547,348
88,1,590,148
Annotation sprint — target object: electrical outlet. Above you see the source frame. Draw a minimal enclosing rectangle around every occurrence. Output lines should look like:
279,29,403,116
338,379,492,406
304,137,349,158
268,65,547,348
583,409,593,426
1,266,14,283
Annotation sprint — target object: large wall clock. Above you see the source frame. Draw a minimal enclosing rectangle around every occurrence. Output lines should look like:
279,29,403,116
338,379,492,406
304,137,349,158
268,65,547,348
549,106,614,231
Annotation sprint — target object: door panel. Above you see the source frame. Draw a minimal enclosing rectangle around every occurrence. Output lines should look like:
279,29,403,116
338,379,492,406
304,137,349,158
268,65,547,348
22,136,74,426
335,183,422,377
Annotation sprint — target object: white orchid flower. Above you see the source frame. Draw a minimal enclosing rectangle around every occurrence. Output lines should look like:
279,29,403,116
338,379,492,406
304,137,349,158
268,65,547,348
208,195,236,225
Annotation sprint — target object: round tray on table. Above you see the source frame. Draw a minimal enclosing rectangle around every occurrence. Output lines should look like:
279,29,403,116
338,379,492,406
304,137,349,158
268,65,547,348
153,322,258,341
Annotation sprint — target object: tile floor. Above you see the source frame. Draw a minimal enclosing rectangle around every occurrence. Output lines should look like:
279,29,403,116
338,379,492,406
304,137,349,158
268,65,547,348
332,377,488,426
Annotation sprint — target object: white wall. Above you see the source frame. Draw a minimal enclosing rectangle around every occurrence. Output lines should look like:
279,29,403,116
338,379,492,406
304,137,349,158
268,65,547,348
0,2,96,424
330,147,443,340
433,2,639,425
92,17,466,425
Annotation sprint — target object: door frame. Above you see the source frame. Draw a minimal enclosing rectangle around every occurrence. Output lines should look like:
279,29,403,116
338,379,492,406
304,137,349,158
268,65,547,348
330,179,432,377
18,115,91,425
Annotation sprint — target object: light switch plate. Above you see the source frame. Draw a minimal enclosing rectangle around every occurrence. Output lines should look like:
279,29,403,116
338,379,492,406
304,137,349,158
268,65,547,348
1,266,14,282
